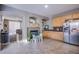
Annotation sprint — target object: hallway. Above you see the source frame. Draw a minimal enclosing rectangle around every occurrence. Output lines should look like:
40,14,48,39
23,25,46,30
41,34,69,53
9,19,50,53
0,39,79,54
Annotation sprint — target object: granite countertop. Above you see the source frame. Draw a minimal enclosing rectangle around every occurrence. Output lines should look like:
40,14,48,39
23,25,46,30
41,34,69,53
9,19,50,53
43,26,63,32
43,29,63,32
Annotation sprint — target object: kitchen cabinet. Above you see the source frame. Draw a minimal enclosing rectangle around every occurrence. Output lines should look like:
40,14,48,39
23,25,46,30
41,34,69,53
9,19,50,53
72,13,79,19
43,31,64,41
52,12,79,27
43,31,49,38
52,17,61,27
64,14,73,20
52,16,65,27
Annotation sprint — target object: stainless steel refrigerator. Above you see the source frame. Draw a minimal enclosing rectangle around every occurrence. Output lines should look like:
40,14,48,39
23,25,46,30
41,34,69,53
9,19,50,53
63,20,79,45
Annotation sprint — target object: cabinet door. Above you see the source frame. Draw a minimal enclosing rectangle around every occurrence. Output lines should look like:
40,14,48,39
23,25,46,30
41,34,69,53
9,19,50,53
52,17,58,27
64,14,73,20
58,16,65,26
48,32,64,41
73,13,79,19
52,16,65,27
43,31,49,37
52,17,62,27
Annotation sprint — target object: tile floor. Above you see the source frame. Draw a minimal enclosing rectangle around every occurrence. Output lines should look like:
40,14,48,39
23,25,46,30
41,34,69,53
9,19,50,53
0,39,79,54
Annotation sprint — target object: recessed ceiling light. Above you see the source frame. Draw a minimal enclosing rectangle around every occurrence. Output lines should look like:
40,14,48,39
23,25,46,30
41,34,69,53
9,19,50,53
44,5,48,8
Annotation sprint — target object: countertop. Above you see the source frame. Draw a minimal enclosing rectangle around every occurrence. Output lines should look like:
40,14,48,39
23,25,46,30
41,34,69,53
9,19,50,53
43,29,63,32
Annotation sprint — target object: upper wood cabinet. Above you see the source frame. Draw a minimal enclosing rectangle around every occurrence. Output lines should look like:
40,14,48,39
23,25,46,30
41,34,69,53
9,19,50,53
64,14,73,20
72,13,79,18
52,17,59,27
59,16,65,26
52,16,65,27
52,12,79,27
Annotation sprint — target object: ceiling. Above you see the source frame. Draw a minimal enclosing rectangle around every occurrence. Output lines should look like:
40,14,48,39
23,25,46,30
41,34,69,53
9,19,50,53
5,4,79,18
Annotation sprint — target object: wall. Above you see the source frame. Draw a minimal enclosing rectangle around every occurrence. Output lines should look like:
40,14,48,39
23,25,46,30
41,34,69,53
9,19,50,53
1,5,47,41
42,17,52,29
46,17,53,29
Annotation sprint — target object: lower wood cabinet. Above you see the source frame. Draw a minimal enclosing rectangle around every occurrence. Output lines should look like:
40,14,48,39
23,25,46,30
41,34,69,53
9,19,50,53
43,31,64,41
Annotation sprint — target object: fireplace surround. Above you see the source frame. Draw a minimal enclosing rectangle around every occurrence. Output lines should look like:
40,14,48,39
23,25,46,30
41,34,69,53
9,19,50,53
27,27,40,41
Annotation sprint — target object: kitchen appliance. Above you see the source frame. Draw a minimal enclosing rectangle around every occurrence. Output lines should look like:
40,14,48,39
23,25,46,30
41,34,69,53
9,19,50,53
63,20,79,45
63,21,70,43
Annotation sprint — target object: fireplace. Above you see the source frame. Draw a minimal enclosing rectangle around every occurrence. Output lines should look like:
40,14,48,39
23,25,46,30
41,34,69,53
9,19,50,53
27,27,40,41
30,30,39,39
31,30,39,36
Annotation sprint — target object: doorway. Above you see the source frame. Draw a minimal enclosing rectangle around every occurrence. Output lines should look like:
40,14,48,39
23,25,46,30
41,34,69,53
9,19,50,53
3,19,22,43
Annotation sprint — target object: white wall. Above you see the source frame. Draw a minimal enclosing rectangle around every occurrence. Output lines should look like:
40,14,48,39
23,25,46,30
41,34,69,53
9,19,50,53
21,13,44,41
1,5,47,42
49,17,53,29
45,17,53,29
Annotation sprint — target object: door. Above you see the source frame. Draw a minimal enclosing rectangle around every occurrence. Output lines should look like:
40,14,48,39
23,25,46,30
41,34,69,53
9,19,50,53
9,21,21,42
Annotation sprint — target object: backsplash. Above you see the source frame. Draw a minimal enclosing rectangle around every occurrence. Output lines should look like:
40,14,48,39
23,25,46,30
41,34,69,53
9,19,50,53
44,26,63,32
53,26,63,32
